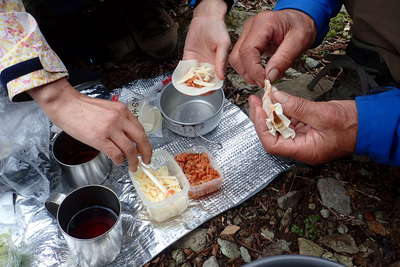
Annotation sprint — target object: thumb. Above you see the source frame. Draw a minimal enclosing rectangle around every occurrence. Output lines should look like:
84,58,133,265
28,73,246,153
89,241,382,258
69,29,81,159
215,42,230,80
265,31,306,81
272,90,323,126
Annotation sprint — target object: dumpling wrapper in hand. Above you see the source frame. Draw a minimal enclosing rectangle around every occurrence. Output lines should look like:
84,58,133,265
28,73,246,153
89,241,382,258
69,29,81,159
172,60,224,96
262,80,296,139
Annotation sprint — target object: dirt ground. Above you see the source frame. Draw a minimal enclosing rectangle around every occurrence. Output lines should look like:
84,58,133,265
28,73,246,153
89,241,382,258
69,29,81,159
80,1,400,266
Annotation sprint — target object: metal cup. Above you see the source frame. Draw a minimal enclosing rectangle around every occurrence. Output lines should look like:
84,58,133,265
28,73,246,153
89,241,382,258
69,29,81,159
45,185,123,267
52,131,112,189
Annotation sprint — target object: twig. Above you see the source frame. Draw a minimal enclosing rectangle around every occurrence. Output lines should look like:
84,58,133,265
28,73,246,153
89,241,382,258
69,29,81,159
352,187,381,201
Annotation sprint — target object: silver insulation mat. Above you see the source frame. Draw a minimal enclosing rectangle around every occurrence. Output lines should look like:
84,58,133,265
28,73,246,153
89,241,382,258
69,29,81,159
15,75,291,266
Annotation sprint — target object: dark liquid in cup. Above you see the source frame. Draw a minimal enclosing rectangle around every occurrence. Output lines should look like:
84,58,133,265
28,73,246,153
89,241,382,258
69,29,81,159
67,206,117,239
53,132,99,165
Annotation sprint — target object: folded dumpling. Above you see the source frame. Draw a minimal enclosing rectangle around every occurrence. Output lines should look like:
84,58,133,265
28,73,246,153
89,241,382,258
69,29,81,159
262,80,296,139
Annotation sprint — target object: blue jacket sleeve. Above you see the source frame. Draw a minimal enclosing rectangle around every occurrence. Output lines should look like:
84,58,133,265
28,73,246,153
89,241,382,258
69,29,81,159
274,0,342,45
355,88,400,165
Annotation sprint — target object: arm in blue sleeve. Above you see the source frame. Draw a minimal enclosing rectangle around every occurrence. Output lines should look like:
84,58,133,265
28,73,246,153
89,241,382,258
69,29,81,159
355,88,400,165
273,0,342,45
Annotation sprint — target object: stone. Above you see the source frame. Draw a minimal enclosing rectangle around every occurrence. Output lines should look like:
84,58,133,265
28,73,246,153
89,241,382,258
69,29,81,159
308,203,316,210
305,57,320,69
220,225,240,236
320,209,330,219
240,246,252,263
203,256,219,267
298,238,324,257
171,249,185,265
336,254,354,267
274,74,333,101
285,68,302,78
277,191,303,210
227,73,257,91
176,228,208,253
317,178,352,215
182,263,191,267
261,228,275,240
233,216,242,225
280,208,292,230
321,251,337,262
217,238,241,259
319,234,359,254
337,224,349,234
263,240,291,256
226,10,257,35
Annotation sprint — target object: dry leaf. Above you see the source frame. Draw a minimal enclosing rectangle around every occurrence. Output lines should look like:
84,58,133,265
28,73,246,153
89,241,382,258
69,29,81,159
367,220,388,236
220,225,241,236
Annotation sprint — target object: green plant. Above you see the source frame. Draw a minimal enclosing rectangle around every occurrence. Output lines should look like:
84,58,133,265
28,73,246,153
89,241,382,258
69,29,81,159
304,215,320,240
290,224,304,236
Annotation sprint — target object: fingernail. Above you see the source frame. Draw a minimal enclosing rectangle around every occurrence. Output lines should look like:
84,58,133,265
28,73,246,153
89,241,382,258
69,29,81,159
267,68,279,82
272,91,289,103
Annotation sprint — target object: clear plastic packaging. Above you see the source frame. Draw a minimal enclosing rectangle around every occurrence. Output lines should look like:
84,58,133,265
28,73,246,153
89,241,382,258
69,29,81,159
175,146,223,199
129,149,189,222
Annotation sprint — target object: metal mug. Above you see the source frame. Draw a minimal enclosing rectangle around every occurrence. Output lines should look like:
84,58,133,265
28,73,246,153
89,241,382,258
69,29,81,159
52,131,112,189
45,185,123,267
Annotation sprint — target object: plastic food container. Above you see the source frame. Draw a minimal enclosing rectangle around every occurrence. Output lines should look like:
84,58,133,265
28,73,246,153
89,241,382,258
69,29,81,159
129,149,189,222
175,146,223,199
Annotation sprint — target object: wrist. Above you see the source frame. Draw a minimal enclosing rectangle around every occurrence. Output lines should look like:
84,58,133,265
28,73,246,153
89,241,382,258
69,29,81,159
28,78,80,118
194,0,227,19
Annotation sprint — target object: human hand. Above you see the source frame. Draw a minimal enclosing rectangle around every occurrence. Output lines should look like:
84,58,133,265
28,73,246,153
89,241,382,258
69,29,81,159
183,0,231,80
248,91,358,165
29,78,152,171
229,9,316,87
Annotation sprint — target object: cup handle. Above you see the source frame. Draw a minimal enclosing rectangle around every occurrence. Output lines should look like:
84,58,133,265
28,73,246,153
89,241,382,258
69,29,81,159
45,193,66,219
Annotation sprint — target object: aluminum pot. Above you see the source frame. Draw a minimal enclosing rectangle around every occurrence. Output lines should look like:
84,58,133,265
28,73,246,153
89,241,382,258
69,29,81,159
52,131,112,189
243,255,344,267
159,83,224,138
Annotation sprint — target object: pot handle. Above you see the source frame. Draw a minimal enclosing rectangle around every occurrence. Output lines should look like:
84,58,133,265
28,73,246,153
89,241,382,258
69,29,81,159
194,128,223,150
45,193,66,219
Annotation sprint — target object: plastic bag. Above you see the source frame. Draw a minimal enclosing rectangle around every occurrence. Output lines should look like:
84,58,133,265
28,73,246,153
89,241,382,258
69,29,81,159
0,97,51,202
0,192,32,267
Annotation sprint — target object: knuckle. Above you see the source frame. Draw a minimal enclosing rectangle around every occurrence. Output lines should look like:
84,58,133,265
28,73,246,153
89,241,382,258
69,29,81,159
114,102,127,113
292,98,307,118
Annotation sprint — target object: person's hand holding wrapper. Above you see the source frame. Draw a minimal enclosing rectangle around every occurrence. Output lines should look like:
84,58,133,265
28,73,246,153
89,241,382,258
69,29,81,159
183,0,231,81
229,10,358,164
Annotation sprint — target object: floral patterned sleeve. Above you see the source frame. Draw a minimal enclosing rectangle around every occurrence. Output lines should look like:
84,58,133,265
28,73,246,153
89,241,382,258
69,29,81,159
0,0,68,101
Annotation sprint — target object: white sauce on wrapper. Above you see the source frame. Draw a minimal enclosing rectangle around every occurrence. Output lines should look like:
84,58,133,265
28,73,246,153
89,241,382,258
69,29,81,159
172,60,224,96
262,80,296,139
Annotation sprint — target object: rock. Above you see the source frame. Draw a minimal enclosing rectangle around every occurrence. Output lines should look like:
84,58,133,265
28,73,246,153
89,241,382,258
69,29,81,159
171,249,185,265
298,238,324,257
271,74,333,101
220,225,240,236
182,263,191,267
217,238,241,259
285,68,302,78
233,216,242,225
203,256,219,267
319,234,359,254
263,240,291,257
168,260,177,267
320,209,330,219
176,229,208,253
335,254,354,267
305,57,320,69
317,178,352,215
367,220,388,236
321,251,337,262
240,246,252,263
226,10,257,35
308,203,316,210
261,228,275,241
337,224,349,234
277,191,303,210
227,73,256,90
280,208,292,230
